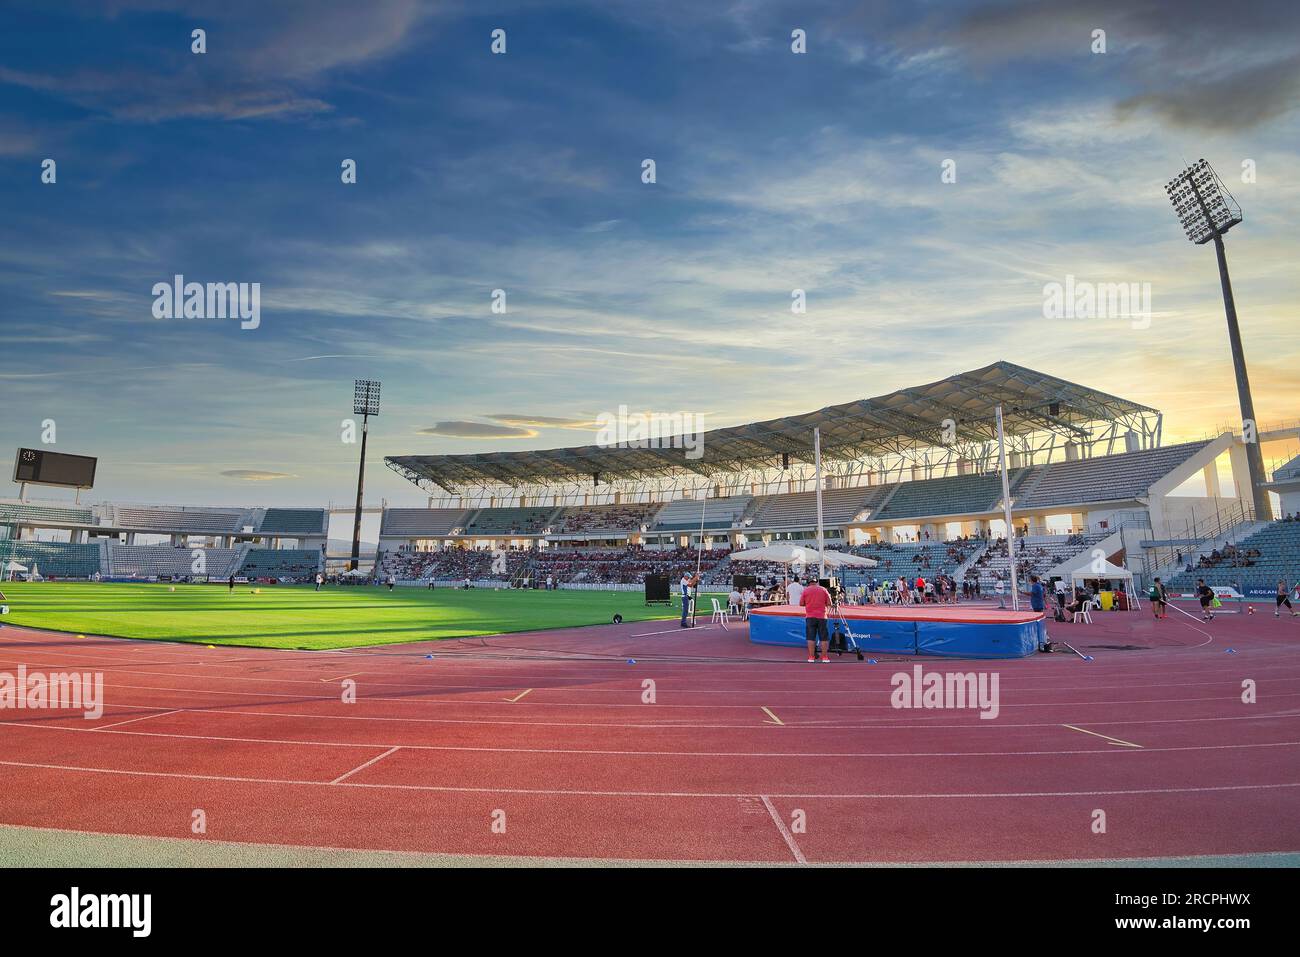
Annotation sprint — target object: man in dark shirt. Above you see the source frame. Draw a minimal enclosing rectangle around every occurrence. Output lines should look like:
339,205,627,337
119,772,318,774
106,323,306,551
1196,579,1215,621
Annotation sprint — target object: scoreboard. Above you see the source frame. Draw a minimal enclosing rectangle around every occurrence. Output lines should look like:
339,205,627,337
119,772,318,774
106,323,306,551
12,448,98,489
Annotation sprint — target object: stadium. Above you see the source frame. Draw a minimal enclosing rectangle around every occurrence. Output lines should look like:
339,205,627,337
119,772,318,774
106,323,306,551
3,4,1300,924
3,359,1300,867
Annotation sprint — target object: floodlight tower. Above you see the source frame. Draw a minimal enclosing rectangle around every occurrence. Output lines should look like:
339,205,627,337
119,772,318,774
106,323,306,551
350,379,381,571
1165,159,1272,520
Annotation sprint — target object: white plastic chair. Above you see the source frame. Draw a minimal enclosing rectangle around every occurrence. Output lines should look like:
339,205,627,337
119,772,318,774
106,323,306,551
1072,607,1092,624
710,598,729,628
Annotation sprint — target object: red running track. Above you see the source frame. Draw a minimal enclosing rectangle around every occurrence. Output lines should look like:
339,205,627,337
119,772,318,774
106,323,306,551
1,601,1298,865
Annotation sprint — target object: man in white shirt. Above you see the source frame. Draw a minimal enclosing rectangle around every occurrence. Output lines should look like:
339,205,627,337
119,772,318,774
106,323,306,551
786,577,805,607
680,572,693,627
728,587,743,617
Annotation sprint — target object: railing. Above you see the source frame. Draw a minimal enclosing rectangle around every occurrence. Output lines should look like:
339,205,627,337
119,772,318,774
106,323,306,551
1141,500,1259,578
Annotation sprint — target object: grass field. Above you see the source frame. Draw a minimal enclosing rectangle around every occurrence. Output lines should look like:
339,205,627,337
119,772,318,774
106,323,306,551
0,582,721,650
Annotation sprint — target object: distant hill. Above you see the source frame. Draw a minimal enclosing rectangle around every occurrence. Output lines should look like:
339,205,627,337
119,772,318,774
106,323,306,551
326,538,377,556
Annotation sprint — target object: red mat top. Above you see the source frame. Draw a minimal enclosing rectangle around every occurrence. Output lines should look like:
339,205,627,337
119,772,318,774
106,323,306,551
750,603,1044,624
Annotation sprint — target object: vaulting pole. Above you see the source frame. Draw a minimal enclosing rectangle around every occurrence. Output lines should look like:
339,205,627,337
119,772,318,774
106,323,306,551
996,404,1019,610
814,427,826,581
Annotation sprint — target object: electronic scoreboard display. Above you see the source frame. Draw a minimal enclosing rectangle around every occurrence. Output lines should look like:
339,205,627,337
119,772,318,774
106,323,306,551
12,448,98,489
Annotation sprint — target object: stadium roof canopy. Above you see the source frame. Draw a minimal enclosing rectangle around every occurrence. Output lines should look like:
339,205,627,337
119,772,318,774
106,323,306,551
387,361,1159,494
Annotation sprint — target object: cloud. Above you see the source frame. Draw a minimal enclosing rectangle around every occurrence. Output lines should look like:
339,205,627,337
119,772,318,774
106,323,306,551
916,0,1300,131
0,0,427,122
418,421,539,439
1118,56,1300,131
220,469,295,481
488,414,599,429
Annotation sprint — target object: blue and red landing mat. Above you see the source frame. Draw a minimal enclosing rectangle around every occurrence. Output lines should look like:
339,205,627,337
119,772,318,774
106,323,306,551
747,603,1048,658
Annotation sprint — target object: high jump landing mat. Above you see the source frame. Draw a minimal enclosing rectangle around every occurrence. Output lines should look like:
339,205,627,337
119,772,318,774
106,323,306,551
747,604,1047,658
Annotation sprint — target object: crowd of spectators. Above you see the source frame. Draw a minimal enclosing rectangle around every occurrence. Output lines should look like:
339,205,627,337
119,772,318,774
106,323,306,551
1194,543,1261,570
550,504,662,535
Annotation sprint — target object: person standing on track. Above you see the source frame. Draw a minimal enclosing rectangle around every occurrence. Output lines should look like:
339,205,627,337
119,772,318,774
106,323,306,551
1029,574,1045,613
679,570,693,628
800,577,832,663
1276,580,1298,618
1149,577,1168,619
1196,579,1216,621
786,576,804,609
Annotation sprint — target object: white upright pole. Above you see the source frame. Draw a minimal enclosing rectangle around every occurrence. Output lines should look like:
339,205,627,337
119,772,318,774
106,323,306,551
996,405,1019,610
694,490,707,581
690,490,707,624
814,427,826,582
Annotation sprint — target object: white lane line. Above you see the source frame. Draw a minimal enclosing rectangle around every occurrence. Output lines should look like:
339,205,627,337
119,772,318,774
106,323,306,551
330,746,401,785
36,676,1300,712
89,710,183,732
761,795,806,864
3,758,1300,800
4,719,1300,758
10,654,1300,695
1062,724,1143,748
630,626,723,637
13,703,1290,733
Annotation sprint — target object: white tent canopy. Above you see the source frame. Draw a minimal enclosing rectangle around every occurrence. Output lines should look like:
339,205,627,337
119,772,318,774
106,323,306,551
1068,558,1140,610
4,561,27,571
1069,558,1133,582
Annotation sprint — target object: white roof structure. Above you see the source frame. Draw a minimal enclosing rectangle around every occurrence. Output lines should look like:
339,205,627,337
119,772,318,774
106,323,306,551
1069,559,1133,580
388,361,1160,495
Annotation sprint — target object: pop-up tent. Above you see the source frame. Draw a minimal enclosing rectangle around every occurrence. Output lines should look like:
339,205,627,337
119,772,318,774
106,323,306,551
1069,558,1139,610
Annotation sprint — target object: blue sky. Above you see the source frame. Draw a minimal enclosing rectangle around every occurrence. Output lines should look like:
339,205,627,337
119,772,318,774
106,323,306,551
2,0,1298,507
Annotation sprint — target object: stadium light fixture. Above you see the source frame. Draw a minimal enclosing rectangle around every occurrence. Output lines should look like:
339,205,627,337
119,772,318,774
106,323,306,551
353,379,382,417
350,379,381,570
1164,159,1271,519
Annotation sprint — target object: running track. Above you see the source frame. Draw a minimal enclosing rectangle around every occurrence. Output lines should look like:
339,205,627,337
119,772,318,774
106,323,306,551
1,601,1298,865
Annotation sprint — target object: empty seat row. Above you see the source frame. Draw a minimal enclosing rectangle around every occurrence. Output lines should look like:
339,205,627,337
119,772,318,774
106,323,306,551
1016,441,1209,509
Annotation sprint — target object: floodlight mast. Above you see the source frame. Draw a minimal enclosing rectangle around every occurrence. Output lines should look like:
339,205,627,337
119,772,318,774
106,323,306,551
350,380,381,571
1165,160,1271,520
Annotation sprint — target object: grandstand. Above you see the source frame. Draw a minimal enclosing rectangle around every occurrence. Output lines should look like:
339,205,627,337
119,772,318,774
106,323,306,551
550,503,662,536
109,545,243,579
1167,520,1300,594
464,506,561,537
0,502,94,526
239,548,323,581
257,508,327,537
0,498,329,582
971,532,1111,588
746,486,882,529
379,508,469,538
871,472,1007,521
1015,441,1211,510
1,541,99,578
380,362,1290,593
3,364,1286,593
652,495,751,531
115,506,244,533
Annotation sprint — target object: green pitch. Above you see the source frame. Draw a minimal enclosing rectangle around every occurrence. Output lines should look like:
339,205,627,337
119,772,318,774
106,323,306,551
0,582,723,650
